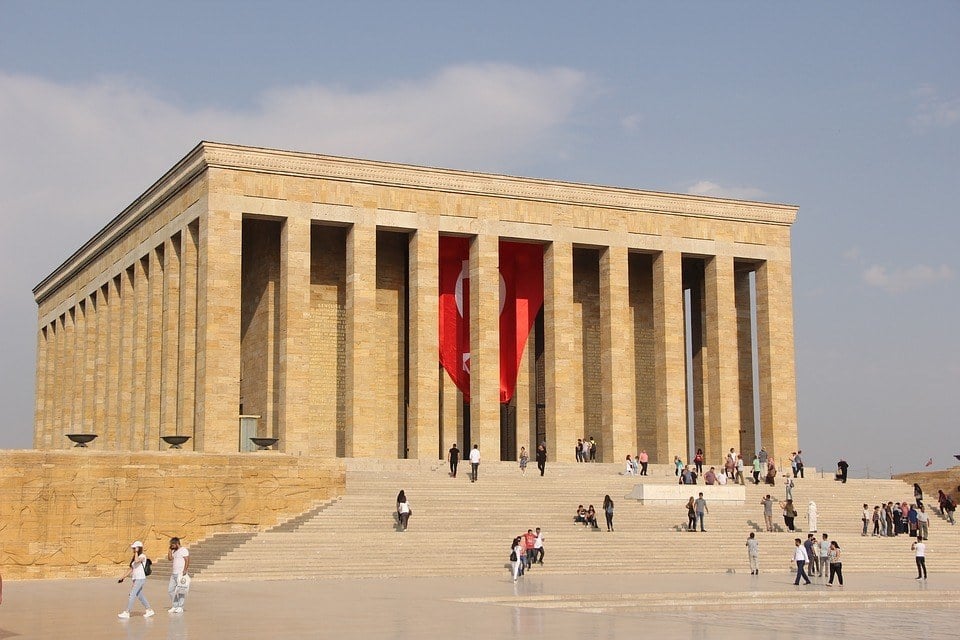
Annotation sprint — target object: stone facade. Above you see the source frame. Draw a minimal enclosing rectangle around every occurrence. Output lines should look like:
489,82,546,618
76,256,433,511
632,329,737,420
33,142,799,465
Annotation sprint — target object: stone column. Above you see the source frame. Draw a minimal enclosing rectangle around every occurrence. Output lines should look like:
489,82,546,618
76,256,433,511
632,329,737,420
131,257,150,450
145,247,164,449
195,204,243,452
33,325,48,449
278,215,313,455
705,255,741,461
469,234,501,458
407,226,440,460
93,287,108,443
82,296,97,436
600,245,636,462
735,266,757,456
344,215,378,457
161,235,182,440
118,268,136,449
544,240,579,458
69,304,84,434
755,259,798,463
61,308,77,436
104,276,122,449
178,223,199,447
51,315,65,448
653,250,687,463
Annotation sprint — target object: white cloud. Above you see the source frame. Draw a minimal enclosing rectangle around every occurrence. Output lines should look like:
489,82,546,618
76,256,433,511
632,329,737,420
862,263,955,293
685,180,765,201
620,113,643,132
909,84,960,131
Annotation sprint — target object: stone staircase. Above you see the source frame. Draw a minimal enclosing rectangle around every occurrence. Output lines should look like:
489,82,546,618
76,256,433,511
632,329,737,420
194,459,960,581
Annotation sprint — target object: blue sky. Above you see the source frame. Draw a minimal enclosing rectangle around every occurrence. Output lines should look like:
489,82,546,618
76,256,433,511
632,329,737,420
1,2,957,475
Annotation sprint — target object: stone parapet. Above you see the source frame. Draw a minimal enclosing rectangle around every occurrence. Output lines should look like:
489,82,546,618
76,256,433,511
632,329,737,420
0,450,344,580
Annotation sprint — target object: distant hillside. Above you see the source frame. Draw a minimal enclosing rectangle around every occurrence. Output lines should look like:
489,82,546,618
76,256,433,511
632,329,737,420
894,466,960,499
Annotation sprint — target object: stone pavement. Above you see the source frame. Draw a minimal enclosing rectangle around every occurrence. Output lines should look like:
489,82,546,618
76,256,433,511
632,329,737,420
2,571,958,640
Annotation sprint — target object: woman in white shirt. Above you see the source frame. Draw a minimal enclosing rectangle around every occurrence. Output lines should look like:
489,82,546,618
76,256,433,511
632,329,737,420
397,494,411,531
117,541,154,619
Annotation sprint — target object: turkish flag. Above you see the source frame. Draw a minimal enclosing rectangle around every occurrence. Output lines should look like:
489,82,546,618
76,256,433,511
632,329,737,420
498,241,543,402
438,237,471,401
438,237,544,404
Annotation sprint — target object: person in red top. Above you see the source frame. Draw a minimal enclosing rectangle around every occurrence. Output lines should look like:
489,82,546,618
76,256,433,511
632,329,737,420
523,529,537,570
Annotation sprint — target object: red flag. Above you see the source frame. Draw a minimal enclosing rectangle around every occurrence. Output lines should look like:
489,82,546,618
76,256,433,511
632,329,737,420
438,237,471,401
498,241,543,402
437,238,544,404
925,458,934,467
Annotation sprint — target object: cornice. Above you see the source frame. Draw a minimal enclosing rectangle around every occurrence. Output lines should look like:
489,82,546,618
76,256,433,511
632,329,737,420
203,142,798,226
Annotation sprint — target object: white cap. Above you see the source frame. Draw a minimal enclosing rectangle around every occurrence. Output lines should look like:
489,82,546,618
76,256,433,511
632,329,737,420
130,541,143,548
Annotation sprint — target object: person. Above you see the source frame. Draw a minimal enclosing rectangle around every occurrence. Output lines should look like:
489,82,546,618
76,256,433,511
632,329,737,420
793,538,812,585
536,443,547,477
885,502,895,537
765,460,777,486
726,448,737,479
827,541,843,587
914,483,924,509
117,541,154,619
638,449,649,476
518,447,529,476
804,534,819,577
533,527,545,564
807,501,819,533
790,452,798,478
878,503,887,536
674,455,684,476
917,505,929,540
588,437,597,462
735,454,745,486
695,493,709,532
908,504,919,538
447,443,460,478
752,455,761,485
761,495,774,532
757,447,768,467
704,466,717,485
522,529,537,570
397,492,411,531
837,458,849,483
717,469,728,486
469,444,480,482
784,476,794,501
872,505,881,536
912,536,927,580
576,439,584,463
603,495,615,532
679,467,694,485
581,438,591,463
861,504,870,536
166,537,190,614
574,504,587,525
794,451,804,478
686,497,697,532
937,489,956,525
693,448,704,474
510,536,523,582
585,505,599,529
819,533,830,577
623,455,634,476
781,499,797,532
746,532,759,575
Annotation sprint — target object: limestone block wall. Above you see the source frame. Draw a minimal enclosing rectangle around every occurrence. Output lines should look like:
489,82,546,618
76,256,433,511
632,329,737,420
0,451,344,580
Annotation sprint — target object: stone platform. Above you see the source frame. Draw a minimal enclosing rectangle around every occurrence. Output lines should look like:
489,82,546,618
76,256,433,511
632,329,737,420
2,572,958,639
627,482,747,504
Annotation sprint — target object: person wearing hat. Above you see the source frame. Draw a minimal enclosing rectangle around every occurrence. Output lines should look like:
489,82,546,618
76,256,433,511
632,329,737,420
117,541,154,619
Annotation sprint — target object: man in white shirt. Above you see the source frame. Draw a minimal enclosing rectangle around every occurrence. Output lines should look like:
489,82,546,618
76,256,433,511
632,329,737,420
917,506,930,540
469,444,481,483
167,537,190,613
533,527,544,565
912,536,927,580
792,538,811,585
745,532,759,575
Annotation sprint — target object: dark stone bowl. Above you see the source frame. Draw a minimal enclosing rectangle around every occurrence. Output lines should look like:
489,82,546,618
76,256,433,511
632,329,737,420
250,437,279,450
65,433,98,447
161,435,192,449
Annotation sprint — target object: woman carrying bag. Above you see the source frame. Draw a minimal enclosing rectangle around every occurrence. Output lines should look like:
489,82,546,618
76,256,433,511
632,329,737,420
117,541,154,619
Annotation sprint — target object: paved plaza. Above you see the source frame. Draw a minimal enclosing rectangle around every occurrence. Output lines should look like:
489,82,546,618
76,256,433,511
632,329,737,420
2,571,958,639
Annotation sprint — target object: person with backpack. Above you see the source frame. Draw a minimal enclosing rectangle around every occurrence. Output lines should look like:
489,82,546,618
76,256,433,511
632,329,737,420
117,541,154,619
